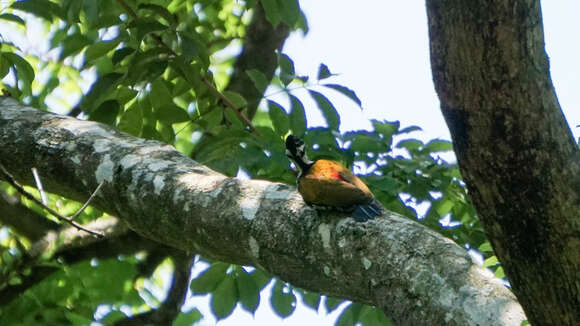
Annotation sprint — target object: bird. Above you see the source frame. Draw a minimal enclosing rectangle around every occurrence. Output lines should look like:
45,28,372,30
285,135,383,221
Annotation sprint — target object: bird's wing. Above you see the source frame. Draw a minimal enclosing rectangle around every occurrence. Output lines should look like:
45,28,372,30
298,175,371,207
338,170,373,197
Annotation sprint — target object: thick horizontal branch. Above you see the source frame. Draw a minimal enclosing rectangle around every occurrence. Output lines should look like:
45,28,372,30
0,97,526,326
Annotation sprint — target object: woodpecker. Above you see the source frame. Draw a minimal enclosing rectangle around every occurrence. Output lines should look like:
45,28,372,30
285,135,382,221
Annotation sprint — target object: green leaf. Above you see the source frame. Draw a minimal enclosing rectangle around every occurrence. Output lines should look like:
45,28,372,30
278,0,300,26
90,100,120,125
495,266,505,278
82,0,99,26
83,72,124,111
260,0,281,26
60,33,91,60
112,47,136,65
0,13,25,26
211,274,238,320
84,39,120,64
309,90,340,130
372,120,400,139
267,100,289,135
223,91,248,109
246,0,259,8
11,0,63,21
65,311,93,326
478,241,493,253
0,56,10,79
170,57,202,88
141,124,163,141
359,306,393,326
278,53,295,86
483,255,499,267
224,108,244,129
398,125,422,134
179,33,200,62
190,262,229,294
350,133,387,154
246,69,268,94
133,18,169,41
249,268,271,290
289,94,306,137
199,107,223,130
172,308,203,326
325,296,344,313
270,281,296,318
157,120,175,143
101,310,127,324
301,291,321,310
117,103,143,136
336,303,361,326
317,63,332,80
138,4,176,25
155,104,190,124
424,139,453,153
150,79,172,109
115,87,138,104
396,139,424,152
434,198,454,217
2,52,35,88
127,49,169,84
236,268,260,314
323,83,362,108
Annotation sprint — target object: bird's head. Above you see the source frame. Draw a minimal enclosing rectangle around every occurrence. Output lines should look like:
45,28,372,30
285,135,313,174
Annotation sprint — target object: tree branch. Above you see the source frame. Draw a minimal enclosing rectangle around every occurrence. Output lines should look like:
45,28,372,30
226,3,290,119
0,98,526,325
113,253,194,326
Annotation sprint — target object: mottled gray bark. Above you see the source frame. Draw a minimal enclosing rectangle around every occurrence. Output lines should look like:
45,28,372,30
426,1,580,325
0,98,526,326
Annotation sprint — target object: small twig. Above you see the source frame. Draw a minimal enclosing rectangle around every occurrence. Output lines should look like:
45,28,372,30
31,168,48,205
115,0,260,135
66,180,105,222
0,164,104,238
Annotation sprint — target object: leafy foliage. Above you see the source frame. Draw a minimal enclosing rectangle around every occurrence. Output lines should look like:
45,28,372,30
0,0,494,325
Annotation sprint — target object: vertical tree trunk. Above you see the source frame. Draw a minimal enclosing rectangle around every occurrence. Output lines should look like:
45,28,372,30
425,1,580,325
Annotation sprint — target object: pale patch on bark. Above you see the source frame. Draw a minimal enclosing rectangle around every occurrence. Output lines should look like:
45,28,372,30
93,139,111,153
95,154,114,183
120,154,142,170
264,183,293,200
318,223,331,252
240,195,260,220
248,236,260,258
362,257,372,270
153,175,165,195
57,119,109,137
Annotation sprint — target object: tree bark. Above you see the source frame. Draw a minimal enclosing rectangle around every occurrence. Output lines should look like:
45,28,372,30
0,97,526,325
426,1,580,325
226,3,290,119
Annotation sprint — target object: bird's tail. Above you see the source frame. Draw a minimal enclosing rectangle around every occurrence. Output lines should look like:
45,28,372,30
352,200,383,222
